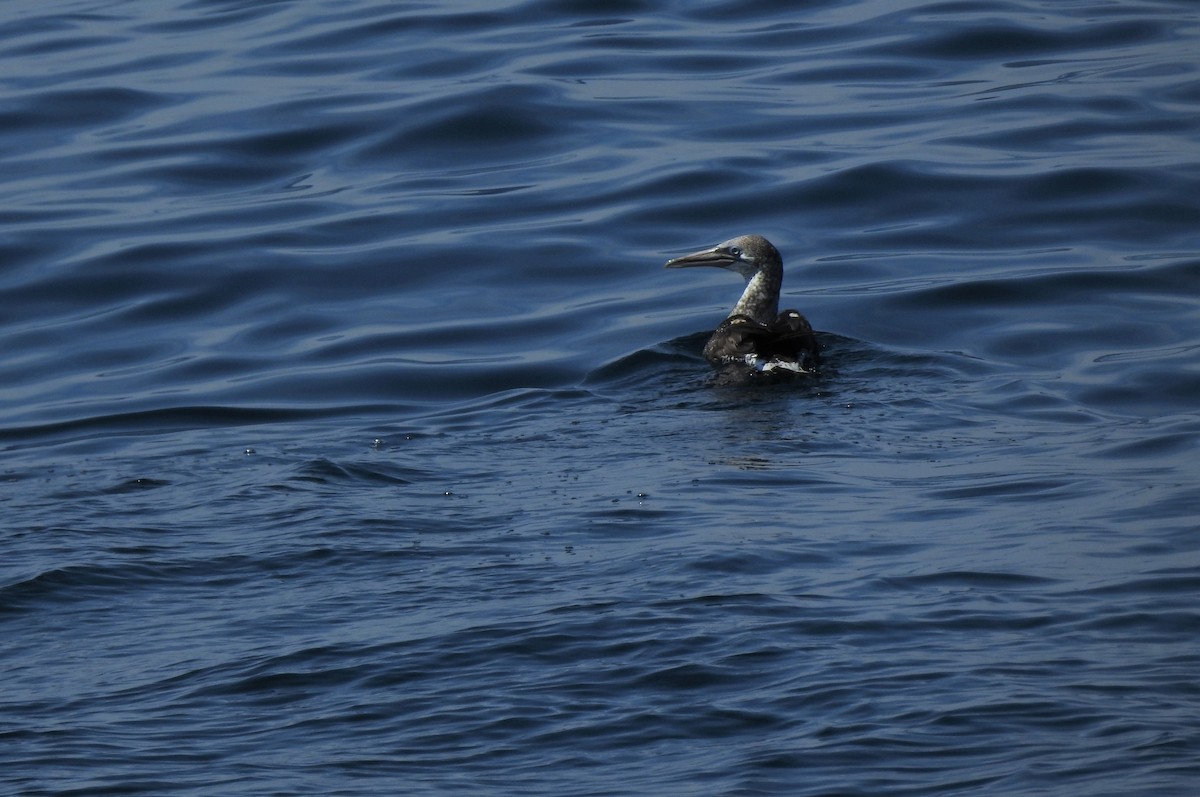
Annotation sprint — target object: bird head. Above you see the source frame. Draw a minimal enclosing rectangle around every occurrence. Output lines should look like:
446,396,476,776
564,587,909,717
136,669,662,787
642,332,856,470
664,234,779,280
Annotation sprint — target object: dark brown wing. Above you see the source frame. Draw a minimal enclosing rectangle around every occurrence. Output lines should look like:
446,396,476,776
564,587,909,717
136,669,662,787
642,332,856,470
702,314,767,364
759,310,820,370
702,311,820,372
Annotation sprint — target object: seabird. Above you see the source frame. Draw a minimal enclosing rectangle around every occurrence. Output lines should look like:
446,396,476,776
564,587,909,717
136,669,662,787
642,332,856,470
665,234,819,374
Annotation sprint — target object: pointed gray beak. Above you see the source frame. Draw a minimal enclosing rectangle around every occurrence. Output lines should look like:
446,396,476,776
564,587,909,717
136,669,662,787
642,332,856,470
665,246,736,269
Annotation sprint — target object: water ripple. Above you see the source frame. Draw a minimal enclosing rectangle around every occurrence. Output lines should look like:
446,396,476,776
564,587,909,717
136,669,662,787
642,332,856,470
3,1,1200,795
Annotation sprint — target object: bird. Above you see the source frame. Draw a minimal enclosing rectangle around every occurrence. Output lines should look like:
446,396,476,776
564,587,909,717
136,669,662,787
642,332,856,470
665,234,819,374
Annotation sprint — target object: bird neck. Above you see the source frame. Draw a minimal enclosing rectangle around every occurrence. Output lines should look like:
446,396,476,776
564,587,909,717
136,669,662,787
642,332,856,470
730,268,780,325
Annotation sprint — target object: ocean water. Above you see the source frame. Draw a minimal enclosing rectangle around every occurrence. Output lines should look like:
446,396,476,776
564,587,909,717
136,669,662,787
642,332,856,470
2,0,1199,794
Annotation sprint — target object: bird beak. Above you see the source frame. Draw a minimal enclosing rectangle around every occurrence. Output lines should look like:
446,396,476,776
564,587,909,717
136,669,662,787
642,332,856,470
665,246,736,269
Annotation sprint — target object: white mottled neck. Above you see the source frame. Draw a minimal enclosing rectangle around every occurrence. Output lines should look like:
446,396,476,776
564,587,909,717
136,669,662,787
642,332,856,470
730,268,780,325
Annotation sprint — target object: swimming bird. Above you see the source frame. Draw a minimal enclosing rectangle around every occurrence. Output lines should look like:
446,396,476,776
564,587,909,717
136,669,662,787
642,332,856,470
665,234,819,374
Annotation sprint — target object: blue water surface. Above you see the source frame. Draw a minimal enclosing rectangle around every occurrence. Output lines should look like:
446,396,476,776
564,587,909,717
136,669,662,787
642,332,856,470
2,1,1199,795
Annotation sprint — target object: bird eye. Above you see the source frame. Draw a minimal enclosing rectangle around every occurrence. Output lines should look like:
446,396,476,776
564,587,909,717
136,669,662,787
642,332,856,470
729,246,742,257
